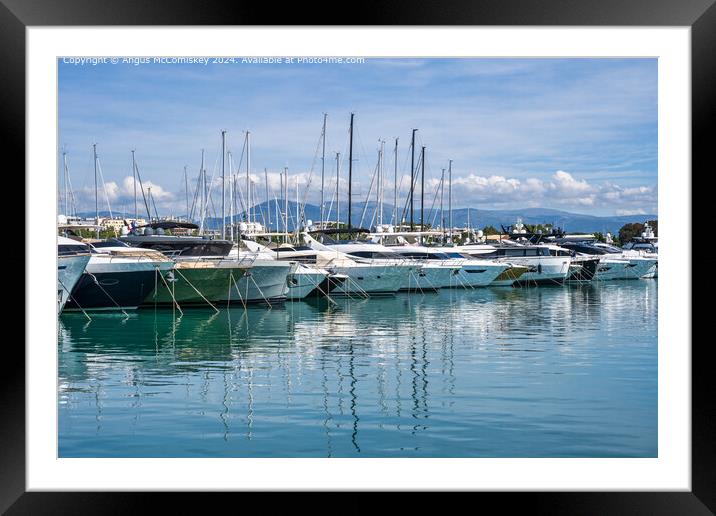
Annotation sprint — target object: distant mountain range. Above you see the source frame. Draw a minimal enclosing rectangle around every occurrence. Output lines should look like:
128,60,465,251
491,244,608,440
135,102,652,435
78,203,655,235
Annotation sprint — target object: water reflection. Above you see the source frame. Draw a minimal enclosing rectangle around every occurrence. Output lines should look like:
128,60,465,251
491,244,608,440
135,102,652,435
59,281,657,458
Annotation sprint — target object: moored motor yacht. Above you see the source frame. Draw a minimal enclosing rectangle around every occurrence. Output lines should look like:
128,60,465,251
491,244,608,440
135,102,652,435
458,242,572,285
57,236,92,314
559,241,657,280
64,241,174,311
304,232,425,293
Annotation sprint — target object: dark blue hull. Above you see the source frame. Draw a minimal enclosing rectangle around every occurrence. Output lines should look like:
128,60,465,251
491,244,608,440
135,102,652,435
65,270,158,311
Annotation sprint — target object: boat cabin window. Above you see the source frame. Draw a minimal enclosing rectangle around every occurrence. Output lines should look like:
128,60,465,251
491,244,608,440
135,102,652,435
349,251,398,259
486,247,550,258
58,244,90,255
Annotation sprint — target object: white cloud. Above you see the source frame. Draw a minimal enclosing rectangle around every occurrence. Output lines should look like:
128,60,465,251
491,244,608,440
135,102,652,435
616,208,647,216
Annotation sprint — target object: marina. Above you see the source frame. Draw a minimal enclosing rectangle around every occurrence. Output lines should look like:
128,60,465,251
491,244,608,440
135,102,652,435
55,57,660,460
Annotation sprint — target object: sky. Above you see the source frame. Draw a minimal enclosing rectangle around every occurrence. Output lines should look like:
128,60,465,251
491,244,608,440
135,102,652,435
58,57,657,218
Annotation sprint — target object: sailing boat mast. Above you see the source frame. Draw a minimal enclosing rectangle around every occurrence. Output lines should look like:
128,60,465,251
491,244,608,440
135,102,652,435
335,152,341,228
199,149,205,235
221,130,226,239
320,113,327,229
265,167,270,230
409,129,417,230
347,113,354,230
246,131,251,225
228,152,234,241
378,140,385,226
183,165,189,223
440,168,445,240
283,166,288,242
420,145,425,233
93,143,99,238
62,150,69,215
448,159,452,243
393,138,398,227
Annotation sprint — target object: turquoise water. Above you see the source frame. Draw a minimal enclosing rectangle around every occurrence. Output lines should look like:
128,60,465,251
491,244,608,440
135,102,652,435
58,281,657,457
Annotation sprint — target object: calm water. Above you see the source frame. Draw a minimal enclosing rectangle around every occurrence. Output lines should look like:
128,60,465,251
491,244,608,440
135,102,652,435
58,281,657,458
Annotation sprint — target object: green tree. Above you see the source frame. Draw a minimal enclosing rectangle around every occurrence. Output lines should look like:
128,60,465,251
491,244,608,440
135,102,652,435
593,232,606,243
618,222,644,243
482,225,499,236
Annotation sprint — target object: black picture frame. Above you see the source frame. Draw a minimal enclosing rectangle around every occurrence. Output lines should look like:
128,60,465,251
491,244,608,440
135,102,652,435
4,1,708,513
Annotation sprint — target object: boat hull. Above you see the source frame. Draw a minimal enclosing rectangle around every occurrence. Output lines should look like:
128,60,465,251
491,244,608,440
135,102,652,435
452,263,508,288
508,256,571,286
286,267,329,299
595,257,657,281
223,260,294,303
400,265,458,291
57,254,91,314
328,264,410,296
66,270,158,311
149,265,247,306
490,266,529,286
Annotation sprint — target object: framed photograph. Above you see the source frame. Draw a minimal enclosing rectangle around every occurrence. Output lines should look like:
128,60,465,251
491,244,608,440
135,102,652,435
6,0,709,512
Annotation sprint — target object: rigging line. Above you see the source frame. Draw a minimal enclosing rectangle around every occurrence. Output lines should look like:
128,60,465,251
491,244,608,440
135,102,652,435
235,182,247,219
398,147,423,227
358,158,379,229
133,158,152,221
95,158,114,222
189,170,201,220
428,176,442,228
200,134,223,227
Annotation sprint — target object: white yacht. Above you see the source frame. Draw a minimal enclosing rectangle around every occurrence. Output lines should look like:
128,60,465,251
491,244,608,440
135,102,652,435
621,223,658,278
304,233,440,293
283,233,410,296
57,236,91,314
230,240,330,300
458,242,572,285
560,241,657,280
379,245,508,288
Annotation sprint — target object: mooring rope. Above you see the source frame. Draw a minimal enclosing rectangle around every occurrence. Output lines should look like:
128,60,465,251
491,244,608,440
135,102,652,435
58,277,91,321
298,270,338,307
86,272,129,317
174,268,219,313
229,270,247,310
156,268,183,316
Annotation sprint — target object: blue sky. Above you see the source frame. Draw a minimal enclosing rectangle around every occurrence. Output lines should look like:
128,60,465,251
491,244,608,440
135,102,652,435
58,57,657,217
